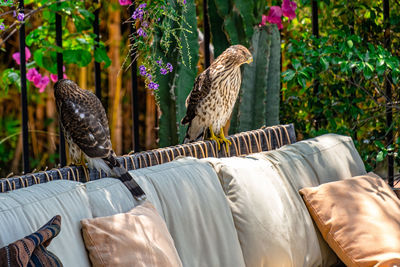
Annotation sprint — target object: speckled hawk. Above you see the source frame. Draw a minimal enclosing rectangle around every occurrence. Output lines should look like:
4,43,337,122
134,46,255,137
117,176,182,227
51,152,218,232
54,79,145,200
181,45,253,151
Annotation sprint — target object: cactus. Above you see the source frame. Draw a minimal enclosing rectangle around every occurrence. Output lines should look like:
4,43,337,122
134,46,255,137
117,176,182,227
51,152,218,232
156,0,199,147
265,24,280,126
229,25,281,134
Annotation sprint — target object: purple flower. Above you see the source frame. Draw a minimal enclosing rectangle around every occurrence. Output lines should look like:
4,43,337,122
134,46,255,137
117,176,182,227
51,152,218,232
282,0,297,20
119,0,132,5
156,60,162,66
183,0,187,4
141,21,148,28
0,23,4,31
139,65,147,76
17,12,24,21
146,73,152,80
137,27,147,37
138,3,147,9
266,6,283,30
148,82,159,90
132,9,144,20
166,63,173,72
160,68,167,75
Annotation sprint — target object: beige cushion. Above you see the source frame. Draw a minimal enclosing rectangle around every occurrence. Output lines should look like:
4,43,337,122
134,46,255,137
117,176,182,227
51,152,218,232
81,201,182,267
129,157,246,267
300,174,400,266
0,180,92,267
85,177,160,218
250,148,339,266
205,156,323,267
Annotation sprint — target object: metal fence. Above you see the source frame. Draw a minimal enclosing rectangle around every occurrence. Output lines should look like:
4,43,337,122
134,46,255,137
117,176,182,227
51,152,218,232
14,0,395,185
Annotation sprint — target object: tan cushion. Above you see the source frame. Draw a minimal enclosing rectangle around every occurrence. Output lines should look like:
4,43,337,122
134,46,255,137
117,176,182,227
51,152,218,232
300,174,400,266
204,156,323,267
129,157,246,267
81,201,182,267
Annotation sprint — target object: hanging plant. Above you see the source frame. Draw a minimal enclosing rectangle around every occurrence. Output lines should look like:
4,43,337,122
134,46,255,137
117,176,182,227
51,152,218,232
120,0,192,91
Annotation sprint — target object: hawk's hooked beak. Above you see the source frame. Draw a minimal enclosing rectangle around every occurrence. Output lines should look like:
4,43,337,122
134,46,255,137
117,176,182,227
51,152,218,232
246,56,253,64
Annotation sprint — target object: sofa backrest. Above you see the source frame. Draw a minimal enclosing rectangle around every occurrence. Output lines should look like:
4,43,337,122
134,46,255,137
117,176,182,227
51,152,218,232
203,133,366,267
0,180,92,267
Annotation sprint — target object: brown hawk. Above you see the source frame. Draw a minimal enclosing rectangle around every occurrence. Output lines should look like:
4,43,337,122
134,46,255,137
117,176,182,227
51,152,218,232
181,45,253,151
54,79,145,200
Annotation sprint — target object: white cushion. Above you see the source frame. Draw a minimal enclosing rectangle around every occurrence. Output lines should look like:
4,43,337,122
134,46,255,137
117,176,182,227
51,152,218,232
284,133,366,183
0,180,92,267
205,156,323,267
129,157,246,267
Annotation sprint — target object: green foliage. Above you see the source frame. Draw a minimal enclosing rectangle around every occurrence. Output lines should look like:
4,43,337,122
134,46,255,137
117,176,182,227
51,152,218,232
230,25,281,134
1,0,111,92
281,0,400,173
156,0,199,147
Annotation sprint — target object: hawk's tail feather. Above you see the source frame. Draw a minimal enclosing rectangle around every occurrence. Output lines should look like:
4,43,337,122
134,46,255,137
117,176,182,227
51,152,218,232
119,171,146,200
114,167,146,200
103,155,146,200
182,122,206,144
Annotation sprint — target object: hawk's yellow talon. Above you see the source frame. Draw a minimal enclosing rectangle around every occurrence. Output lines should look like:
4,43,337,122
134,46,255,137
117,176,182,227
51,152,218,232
209,126,221,150
218,128,231,154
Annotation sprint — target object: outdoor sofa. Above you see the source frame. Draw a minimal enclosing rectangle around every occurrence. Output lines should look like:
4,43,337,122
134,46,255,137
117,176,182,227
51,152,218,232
0,125,397,266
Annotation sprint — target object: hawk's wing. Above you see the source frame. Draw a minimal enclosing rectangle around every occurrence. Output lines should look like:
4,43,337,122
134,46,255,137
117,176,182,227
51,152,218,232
181,68,212,125
59,90,112,158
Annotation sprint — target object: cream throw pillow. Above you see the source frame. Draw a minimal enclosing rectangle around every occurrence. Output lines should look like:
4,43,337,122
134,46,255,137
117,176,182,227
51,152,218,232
300,174,400,266
81,201,182,267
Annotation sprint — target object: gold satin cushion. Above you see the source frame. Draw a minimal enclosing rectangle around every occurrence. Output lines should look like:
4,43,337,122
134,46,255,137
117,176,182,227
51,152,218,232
300,174,400,267
81,201,182,267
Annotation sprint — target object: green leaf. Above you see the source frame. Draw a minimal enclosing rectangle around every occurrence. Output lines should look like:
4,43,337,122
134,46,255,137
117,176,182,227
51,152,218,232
376,151,384,162
347,40,353,48
94,47,111,68
63,49,92,67
297,76,306,88
78,8,95,22
282,69,296,82
375,140,385,150
320,57,329,71
73,14,92,32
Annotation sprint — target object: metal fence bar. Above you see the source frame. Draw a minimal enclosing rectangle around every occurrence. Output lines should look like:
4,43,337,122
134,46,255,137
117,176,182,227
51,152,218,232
18,0,30,174
203,0,210,68
130,4,140,152
93,0,101,100
383,0,394,187
56,12,66,167
311,0,320,131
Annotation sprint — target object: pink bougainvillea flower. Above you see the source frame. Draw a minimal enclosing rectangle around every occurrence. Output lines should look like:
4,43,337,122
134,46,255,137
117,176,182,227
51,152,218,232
282,0,297,20
50,74,58,83
259,14,268,27
27,68,39,82
266,6,283,29
50,66,67,82
12,47,31,65
119,0,132,5
33,73,42,87
34,75,49,93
